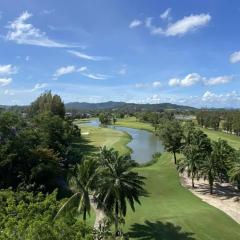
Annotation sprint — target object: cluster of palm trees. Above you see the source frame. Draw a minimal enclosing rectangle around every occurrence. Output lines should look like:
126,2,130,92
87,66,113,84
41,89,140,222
177,122,240,194
56,147,146,238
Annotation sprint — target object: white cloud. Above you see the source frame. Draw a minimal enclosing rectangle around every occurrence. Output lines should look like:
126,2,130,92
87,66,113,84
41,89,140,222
31,83,48,91
165,14,211,36
53,66,76,79
230,51,240,63
129,19,142,28
152,81,162,87
68,50,110,61
0,64,17,75
6,11,73,47
0,78,12,86
145,13,211,37
160,8,171,20
81,73,110,80
53,65,108,80
169,73,201,87
135,81,162,88
205,75,232,85
25,56,30,61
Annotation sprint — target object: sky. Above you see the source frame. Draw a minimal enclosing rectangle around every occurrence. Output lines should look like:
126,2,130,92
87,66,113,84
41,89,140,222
0,0,240,108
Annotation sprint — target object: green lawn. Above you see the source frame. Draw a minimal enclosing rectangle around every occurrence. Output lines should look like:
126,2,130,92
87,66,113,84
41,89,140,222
75,122,132,155
124,153,240,240
76,119,240,239
115,117,154,132
200,127,240,150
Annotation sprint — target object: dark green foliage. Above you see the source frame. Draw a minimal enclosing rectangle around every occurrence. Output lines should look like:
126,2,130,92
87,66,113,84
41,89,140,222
158,120,183,164
0,94,82,192
97,147,146,236
98,112,112,125
0,189,93,240
29,91,65,118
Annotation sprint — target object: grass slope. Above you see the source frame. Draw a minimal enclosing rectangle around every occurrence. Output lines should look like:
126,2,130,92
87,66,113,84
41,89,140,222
125,153,240,240
200,127,240,150
115,117,154,132
76,122,132,155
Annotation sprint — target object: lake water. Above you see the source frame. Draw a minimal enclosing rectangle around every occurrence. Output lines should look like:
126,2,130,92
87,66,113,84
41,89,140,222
81,119,164,164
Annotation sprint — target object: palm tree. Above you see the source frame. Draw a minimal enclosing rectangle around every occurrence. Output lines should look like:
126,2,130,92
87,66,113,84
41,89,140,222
179,129,211,188
55,158,99,222
178,144,201,188
200,139,234,194
97,147,146,237
229,150,240,190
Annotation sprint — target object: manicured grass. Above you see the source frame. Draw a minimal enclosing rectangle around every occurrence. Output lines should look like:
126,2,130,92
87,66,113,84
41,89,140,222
124,153,240,240
200,127,240,150
115,117,154,132
75,120,240,239
75,123,132,155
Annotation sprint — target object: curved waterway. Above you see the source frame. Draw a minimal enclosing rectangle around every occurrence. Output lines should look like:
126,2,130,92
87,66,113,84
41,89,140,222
81,119,164,164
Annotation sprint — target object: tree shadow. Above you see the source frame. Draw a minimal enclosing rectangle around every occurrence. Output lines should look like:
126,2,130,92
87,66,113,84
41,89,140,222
193,183,240,200
72,136,98,156
128,220,195,240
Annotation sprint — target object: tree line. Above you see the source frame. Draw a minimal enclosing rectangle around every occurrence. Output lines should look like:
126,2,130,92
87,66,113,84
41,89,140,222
158,120,240,193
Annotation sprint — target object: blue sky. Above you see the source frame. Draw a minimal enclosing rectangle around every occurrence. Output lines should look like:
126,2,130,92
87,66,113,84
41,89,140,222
0,0,240,107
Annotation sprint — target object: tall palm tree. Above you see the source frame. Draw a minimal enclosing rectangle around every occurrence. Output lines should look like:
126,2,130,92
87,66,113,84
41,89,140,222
97,147,146,237
200,139,232,194
55,158,99,222
229,150,240,190
179,129,211,188
178,144,201,188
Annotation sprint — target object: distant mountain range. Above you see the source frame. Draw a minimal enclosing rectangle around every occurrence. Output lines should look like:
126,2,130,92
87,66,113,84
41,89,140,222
65,101,196,111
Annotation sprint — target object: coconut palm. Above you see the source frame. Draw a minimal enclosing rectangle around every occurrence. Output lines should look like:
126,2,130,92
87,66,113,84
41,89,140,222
229,150,240,190
179,129,211,188
55,158,99,222
97,148,146,237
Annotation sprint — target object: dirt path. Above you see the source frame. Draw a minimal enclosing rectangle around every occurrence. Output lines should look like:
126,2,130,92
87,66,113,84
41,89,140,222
89,195,106,229
180,172,240,224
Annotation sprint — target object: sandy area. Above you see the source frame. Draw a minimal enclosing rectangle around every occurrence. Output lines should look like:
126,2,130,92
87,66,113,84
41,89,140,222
180,172,240,224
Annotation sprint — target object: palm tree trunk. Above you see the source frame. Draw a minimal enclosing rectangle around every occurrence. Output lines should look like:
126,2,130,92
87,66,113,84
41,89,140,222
191,175,195,188
209,172,214,194
173,151,177,165
237,180,240,191
114,201,119,238
83,207,87,222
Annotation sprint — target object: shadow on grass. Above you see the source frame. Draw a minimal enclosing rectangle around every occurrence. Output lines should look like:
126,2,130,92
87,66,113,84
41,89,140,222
72,136,98,156
128,220,195,240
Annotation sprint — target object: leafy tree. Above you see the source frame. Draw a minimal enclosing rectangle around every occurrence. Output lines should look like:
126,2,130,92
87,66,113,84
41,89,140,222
29,91,65,118
0,189,93,240
99,113,112,125
158,120,183,164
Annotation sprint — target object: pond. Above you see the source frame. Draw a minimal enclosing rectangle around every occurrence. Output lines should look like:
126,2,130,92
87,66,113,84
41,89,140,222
81,119,164,164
